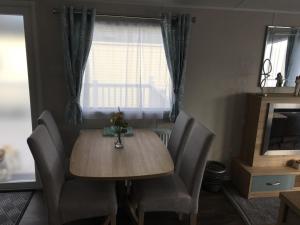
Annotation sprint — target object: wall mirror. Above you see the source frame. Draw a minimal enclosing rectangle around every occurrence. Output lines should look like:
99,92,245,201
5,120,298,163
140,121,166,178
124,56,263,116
260,26,300,88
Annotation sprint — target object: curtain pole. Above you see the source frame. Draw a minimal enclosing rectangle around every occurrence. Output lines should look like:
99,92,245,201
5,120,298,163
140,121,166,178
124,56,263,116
52,8,196,23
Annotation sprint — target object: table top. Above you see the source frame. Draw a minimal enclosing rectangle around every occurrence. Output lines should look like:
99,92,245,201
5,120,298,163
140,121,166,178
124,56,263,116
70,129,174,180
280,191,300,216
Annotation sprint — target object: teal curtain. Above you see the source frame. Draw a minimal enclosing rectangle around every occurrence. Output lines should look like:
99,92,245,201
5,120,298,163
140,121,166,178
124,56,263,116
63,6,96,125
161,13,192,122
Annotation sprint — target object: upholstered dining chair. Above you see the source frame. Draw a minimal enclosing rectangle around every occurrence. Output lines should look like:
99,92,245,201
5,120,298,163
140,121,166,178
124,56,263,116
37,111,64,158
131,121,215,225
27,125,118,225
37,110,72,179
168,111,194,171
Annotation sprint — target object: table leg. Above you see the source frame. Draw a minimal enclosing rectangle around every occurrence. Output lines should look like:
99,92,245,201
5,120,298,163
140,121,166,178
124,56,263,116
116,181,127,207
128,200,139,223
277,201,288,225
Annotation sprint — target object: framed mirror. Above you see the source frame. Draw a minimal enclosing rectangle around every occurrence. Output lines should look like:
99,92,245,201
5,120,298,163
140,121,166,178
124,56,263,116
260,26,300,87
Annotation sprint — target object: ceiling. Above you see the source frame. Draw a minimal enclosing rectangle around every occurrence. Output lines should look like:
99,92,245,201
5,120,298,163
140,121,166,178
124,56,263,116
91,0,300,14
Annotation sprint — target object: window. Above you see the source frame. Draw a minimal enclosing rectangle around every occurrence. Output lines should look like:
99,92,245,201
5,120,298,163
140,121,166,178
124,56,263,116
81,18,172,119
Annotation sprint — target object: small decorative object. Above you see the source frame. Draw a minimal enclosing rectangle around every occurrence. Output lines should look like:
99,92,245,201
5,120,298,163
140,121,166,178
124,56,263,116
260,59,272,96
275,73,283,87
0,145,20,181
0,148,8,181
291,160,300,170
110,107,128,149
294,76,300,96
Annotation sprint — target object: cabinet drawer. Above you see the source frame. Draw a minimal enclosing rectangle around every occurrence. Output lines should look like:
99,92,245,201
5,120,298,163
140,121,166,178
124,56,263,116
251,175,295,192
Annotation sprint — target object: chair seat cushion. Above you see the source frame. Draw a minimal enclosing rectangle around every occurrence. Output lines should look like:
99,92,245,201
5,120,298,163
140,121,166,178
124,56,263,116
131,174,192,213
60,179,117,223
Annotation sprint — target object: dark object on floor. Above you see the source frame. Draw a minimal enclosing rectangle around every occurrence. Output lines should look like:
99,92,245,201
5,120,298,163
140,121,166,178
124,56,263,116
203,161,226,192
223,183,280,225
0,191,32,225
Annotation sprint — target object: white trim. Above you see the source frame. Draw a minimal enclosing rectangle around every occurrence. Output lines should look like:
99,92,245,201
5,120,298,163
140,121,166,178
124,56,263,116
68,0,300,15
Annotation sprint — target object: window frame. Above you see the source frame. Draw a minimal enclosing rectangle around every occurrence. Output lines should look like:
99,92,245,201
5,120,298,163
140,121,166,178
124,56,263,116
0,1,42,191
81,18,172,120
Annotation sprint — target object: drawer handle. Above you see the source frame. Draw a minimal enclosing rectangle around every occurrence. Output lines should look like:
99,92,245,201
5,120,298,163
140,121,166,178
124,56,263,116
266,181,281,186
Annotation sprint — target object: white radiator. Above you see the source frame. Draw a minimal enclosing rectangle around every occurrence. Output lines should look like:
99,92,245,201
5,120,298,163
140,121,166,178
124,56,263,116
153,128,172,146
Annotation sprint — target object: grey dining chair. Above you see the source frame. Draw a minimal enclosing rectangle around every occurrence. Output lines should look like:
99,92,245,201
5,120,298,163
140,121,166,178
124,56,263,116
37,110,64,158
37,110,71,179
168,111,194,171
27,125,117,225
131,121,215,225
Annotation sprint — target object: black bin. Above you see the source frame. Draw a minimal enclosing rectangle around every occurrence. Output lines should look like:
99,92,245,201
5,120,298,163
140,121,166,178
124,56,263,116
202,161,226,192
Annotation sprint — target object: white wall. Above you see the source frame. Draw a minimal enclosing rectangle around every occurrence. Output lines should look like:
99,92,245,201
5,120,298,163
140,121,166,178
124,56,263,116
6,0,300,164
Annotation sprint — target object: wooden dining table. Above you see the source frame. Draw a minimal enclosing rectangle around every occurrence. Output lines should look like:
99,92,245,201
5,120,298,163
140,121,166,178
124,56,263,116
70,129,174,180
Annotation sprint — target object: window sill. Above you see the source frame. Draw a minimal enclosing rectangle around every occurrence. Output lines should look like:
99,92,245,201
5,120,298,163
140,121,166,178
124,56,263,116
80,110,172,129
81,108,171,120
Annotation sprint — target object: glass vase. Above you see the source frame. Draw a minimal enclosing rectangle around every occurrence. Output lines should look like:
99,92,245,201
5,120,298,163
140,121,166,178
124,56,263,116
114,132,124,149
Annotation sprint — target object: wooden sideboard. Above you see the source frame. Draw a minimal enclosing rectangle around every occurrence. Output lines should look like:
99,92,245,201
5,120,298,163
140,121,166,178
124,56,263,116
232,159,300,198
232,93,300,198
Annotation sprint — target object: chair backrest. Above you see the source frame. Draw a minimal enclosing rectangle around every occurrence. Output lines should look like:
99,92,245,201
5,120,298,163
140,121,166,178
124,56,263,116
178,121,214,212
37,110,65,159
27,125,65,225
167,111,193,170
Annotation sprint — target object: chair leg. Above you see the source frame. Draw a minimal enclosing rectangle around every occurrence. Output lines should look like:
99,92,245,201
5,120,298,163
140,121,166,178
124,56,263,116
102,216,110,225
190,213,197,225
138,210,144,225
128,199,138,223
110,214,116,225
178,213,184,221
